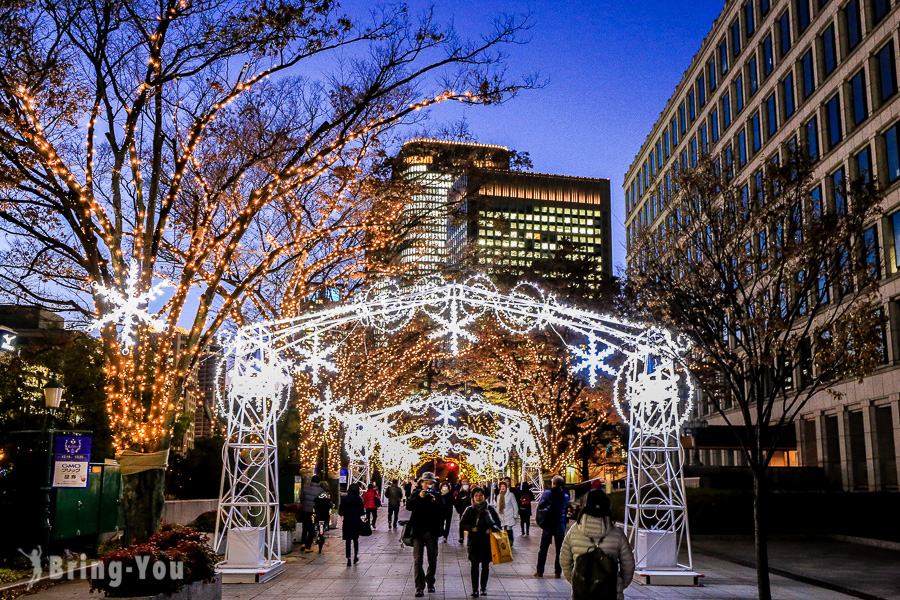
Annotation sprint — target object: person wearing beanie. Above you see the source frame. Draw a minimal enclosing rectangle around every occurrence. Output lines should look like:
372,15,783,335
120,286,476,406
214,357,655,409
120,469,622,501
559,489,635,600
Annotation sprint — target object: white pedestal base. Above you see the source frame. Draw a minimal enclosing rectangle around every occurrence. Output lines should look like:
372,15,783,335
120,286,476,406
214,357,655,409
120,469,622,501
218,562,284,584
633,569,702,586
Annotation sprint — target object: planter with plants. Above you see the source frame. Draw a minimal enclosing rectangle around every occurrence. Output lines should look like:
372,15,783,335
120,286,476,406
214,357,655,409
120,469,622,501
279,514,297,554
90,525,220,599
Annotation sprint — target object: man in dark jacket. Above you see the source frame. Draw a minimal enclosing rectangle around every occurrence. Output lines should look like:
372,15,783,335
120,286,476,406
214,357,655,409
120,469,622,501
385,479,404,529
534,475,570,578
406,472,443,597
453,478,472,544
299,475,324,552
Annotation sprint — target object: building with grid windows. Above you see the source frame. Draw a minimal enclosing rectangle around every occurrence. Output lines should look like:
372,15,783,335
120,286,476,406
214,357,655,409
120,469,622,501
447,170,612,281
395,139,511,275
624,0,900,491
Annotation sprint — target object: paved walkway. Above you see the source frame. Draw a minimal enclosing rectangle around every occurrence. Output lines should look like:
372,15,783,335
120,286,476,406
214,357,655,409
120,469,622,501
13,509,874,600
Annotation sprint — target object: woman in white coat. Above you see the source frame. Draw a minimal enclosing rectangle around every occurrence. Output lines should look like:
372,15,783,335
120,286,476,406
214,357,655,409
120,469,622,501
560,488,635,600
493,480,519,547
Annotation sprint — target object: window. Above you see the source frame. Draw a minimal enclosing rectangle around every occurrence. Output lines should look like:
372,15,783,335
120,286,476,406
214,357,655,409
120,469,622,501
783,73,796,117
873,0,891,24
797,0,811,31
778,13,791,57
749,56,759,95
806,116,819,161
822,24,837,77
751,112,762,152
876,41,898,103
700,124,708,150
679,104,687,135
720,39,729,74
671,117,678,146
811,184,823,219
766,92,778,136
711,110,720,142
763,35,774,77
892,210,900,270
884,121,900,183
732,20,742,57
698,75,706,106
761,0,771,15
854,145,872,183
691,138,698,166
664,131,670,157
831,166,846,214
725,145,734,177
864,226,880,279
735,75,745,111
689,90,696,120
849,69,868,126
801,48,815,98
825,94,843,147
845,0,862,51
723,93,732,128
745,1,756,38
738,129,748,165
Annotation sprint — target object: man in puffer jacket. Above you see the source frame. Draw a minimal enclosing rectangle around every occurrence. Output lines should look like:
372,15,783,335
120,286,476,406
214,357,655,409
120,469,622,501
299,475,325,552
560,487,635,600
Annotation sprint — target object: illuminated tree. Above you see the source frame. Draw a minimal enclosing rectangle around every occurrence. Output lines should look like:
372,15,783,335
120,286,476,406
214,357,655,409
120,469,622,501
626,150,883,600
0,0,533,541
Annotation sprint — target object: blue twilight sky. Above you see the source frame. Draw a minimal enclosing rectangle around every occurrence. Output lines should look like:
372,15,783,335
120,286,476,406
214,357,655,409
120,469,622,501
395,0,726,273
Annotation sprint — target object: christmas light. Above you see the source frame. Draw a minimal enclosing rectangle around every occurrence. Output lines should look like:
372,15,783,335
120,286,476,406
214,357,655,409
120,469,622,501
92,260,170,353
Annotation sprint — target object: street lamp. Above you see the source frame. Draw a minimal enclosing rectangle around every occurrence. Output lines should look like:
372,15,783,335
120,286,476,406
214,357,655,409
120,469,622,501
40,377,64,562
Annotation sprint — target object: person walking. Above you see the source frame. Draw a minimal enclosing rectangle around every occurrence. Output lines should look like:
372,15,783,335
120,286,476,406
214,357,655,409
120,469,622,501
407,472,444,597
459,487,501,598
493,480,518,547
299,475,324,552
439,481,455,542
338,483,365,567
560,488,635,600
534,475,570,579
454,478,472,544
518,482,535,536
386,479,404,529
362,482,381,529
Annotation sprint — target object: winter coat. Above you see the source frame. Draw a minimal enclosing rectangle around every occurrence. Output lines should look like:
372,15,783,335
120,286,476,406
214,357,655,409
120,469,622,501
300,481,324,513
314,492,333,521
406,486,444,539
518,487,535,516
560,515,635,600
459,503,501,563
454,488,471,514
385,484,404,506
494,489,518,528
362,488,381,509
537,487,569,529
338,493,365,540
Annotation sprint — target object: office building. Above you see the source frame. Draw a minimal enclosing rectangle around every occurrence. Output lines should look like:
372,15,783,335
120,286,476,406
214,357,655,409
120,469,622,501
624,0,900,490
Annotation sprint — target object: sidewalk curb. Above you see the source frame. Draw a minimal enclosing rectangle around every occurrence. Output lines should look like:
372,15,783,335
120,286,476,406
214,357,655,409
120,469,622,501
0,562,97,595
696,551,889,600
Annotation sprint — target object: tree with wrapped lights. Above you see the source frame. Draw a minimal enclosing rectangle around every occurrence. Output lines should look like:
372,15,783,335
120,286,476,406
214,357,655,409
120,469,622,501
0,0,533,541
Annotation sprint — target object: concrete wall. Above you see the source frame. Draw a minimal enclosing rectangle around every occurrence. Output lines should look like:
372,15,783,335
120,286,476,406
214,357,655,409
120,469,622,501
162,499,218,525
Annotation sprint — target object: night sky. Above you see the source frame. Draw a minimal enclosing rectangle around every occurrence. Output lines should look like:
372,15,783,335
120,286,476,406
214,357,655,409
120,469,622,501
410,0,726,272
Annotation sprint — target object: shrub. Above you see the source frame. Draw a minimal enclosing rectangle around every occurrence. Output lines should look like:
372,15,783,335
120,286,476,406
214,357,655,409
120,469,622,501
89,525,216,598
281,503,303,517
279,513,297,531
187,510,218,533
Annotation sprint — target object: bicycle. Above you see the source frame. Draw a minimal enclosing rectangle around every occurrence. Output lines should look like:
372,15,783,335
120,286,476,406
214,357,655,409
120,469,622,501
316,518,327,553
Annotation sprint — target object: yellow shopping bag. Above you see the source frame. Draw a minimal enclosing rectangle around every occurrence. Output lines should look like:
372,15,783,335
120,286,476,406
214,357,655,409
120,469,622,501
490,530,514,565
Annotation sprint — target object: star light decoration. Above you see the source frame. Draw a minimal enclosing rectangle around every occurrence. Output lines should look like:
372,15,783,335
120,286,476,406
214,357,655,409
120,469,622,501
93,260,170,353
568,333,616,386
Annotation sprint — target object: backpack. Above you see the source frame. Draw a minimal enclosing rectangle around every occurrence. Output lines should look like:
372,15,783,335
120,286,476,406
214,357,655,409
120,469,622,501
519,493,531,508
535,493,552,529
572,537,618,600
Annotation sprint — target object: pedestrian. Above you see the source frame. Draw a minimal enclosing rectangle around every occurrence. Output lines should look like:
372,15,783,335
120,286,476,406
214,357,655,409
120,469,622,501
493,480,518,547
404,478,413,498
459,487,501,598
386,478,404,529
362,482,381,529
407,472,444,597
534,475,570,579
338,483,365,567
439,481,455,542
299,475,324,552
518,482,534,536
454,478,472,544
560,488,635,600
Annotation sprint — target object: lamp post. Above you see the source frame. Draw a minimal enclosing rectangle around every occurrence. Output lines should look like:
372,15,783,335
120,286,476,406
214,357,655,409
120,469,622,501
40,377,64,562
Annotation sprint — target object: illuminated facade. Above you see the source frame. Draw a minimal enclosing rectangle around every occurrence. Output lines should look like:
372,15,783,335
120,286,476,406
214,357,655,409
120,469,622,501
448,170,612,279
395,139,511,275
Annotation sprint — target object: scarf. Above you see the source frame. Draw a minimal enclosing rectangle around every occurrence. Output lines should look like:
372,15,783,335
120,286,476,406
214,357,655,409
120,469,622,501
498,489,506,513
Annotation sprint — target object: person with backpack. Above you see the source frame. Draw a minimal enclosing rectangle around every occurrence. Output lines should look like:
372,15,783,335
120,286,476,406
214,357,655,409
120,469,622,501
560,488,634,600
299,474,325,552
362,482,381,529
338,483,365,567
534,475,570,578
459,487,501,598
518,482,534,536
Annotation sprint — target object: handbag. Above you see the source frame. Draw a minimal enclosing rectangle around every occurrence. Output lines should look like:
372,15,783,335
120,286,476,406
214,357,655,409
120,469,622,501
490,529,514,565
359,519,373,537
399,519,414,547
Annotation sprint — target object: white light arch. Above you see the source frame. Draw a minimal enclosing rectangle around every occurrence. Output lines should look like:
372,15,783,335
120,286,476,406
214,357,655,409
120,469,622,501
212,274,696,580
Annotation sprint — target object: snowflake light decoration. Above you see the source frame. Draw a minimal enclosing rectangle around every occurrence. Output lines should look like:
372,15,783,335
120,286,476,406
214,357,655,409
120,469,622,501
93,260,170,353
296,332,337,384
308,387,346,431
568,333,616,386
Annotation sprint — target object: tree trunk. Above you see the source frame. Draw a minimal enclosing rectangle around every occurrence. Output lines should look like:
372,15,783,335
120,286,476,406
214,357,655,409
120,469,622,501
753,467,772,600
122,468,166,544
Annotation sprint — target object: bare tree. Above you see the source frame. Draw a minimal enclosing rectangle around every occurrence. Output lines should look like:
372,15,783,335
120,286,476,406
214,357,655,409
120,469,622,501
626,151,884,600
0,0,534,541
